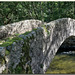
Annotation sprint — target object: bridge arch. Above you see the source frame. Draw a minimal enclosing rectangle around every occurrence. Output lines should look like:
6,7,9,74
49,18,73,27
0,18,75,74
24,18,75,74
44,35,75,73
57,36,75,53
42,18,75,73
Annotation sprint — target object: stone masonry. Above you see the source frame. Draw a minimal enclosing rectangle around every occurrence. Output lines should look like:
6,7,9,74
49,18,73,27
0,18,75,74
0,19,44,39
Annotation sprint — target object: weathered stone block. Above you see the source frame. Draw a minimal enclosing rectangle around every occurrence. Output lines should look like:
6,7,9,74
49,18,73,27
0,47,5,57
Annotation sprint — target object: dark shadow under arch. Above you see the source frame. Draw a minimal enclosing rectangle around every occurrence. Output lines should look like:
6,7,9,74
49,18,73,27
46,36,75,74
57,36,75,54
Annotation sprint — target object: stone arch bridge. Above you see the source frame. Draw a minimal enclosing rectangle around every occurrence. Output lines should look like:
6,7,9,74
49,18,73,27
0,18,75,74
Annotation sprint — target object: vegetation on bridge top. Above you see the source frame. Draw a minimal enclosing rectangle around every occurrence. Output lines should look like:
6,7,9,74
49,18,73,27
0,28,37,47
0,36,22,47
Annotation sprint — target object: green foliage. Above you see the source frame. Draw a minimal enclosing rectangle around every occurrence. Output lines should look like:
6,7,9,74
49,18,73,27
0,2,75,26
42,25,50,35
0,36,22,47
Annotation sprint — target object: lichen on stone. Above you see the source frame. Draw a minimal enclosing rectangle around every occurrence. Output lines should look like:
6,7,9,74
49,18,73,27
42,25,50,35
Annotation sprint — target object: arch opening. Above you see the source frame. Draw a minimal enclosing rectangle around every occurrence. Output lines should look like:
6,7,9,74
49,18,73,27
46,36,75,74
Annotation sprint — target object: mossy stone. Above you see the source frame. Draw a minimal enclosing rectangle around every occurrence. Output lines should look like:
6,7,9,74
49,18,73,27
5,50,10,56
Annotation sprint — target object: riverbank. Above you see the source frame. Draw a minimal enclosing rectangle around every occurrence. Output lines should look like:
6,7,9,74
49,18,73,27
46,53,75,74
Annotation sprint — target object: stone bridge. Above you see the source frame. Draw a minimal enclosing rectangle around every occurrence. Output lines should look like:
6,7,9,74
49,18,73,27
0,18,75,74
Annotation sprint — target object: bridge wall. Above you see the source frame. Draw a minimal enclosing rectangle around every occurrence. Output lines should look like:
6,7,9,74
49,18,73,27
0,19,44,39
0,18,75,74
43,18,75,72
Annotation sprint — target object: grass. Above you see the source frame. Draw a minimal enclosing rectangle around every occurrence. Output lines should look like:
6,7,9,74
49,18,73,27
46,54,75,74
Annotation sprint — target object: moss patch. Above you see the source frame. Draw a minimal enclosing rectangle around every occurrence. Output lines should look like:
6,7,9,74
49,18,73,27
0,28,37,47
42,25,50,35
8,63,24,74
5,50,10,56
23,28,37,36
0,37,22,47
